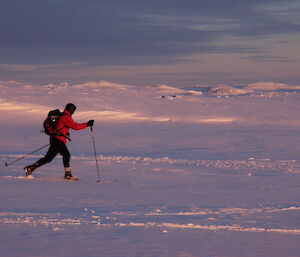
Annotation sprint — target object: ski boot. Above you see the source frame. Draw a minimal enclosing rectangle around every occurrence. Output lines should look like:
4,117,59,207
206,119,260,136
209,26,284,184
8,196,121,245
24,162,39,176
64,167,79,181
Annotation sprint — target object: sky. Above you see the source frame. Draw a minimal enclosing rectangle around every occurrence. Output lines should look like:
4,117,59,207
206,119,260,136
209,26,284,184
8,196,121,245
1,0,300,86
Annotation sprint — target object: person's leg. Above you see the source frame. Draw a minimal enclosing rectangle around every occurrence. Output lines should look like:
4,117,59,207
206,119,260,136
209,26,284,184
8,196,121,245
24,138,58,175
58,144,71,169
36,145,59,166
55,140,78,180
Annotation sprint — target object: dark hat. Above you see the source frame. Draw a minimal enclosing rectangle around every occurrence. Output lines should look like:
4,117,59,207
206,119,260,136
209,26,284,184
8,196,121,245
65,103,77,114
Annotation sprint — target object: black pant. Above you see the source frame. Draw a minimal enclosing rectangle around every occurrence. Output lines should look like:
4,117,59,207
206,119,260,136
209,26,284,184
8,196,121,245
37,137,70,168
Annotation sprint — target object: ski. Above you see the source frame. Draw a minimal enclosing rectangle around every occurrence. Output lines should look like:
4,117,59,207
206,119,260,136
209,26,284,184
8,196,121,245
3,175,118,184
4,175,78,182
94,179,118,184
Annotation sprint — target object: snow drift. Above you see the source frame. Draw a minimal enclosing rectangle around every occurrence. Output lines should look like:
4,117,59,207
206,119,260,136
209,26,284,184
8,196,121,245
2,79,300,257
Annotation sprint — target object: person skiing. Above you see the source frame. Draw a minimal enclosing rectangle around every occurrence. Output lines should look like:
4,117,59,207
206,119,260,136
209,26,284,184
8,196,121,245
23,103,94,180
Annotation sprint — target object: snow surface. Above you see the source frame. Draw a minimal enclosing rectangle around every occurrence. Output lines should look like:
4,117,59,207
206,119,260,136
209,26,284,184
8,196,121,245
1,80,300,256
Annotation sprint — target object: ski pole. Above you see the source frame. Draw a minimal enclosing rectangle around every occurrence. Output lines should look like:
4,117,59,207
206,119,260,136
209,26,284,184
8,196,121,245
90,126,101,182
4,143,50,167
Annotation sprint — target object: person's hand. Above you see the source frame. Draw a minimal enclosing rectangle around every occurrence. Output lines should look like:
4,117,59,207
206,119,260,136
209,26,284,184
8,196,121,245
87,120,94,127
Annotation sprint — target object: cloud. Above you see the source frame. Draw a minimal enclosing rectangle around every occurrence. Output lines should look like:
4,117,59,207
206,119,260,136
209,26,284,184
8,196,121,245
241,55,295,63
1,0,300,68
0,64,40,72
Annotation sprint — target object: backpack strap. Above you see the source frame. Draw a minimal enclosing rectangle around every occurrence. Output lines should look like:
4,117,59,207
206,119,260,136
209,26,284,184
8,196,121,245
54,112,71,141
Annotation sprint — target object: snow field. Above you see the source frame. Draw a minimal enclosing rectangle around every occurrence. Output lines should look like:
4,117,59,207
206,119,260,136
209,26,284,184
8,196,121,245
2,154,300,256
1,80,300,256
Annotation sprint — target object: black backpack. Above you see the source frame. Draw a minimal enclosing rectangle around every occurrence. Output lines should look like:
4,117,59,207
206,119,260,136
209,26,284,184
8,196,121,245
43,109,63,136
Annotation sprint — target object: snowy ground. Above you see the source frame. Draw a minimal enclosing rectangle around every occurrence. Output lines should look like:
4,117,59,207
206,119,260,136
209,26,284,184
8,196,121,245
1,81,300,256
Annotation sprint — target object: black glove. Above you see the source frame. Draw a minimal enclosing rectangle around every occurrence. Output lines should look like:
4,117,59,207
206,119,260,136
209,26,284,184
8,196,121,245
87,120,94,127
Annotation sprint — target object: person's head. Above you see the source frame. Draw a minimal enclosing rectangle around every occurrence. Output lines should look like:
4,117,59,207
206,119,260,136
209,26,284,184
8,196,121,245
65,103,77,115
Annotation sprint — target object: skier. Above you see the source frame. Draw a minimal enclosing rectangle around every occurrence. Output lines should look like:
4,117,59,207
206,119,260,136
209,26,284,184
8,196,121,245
23,103,94,180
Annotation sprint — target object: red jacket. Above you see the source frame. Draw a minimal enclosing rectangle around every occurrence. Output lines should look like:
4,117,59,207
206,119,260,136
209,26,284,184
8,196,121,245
55,110,87,144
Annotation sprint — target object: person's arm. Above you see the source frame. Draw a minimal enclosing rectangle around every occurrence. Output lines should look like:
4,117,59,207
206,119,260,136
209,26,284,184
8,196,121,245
63,115,88,130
